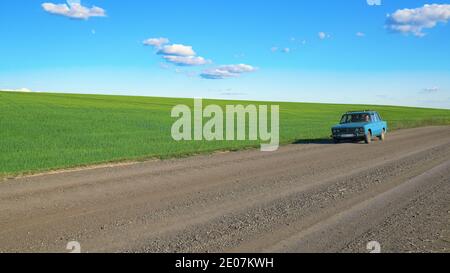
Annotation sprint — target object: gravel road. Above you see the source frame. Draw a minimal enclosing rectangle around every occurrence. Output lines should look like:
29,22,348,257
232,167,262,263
0,126,449,253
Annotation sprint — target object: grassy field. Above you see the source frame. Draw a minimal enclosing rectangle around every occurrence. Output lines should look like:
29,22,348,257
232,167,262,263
1,91,450,177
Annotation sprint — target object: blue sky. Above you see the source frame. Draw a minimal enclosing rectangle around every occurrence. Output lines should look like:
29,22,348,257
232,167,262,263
1,0,450,108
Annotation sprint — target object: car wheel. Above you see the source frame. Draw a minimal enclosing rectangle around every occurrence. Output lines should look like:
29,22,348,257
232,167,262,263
333,138,340,144
379,129,386,141
365,131,372,144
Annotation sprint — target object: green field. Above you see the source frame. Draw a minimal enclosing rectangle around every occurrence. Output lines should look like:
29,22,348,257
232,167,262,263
1,91,450,177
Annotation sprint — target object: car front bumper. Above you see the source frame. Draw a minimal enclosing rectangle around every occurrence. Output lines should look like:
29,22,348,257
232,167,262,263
331,133,366,140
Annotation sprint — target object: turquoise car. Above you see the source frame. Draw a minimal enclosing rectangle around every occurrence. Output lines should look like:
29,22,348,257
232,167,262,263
331,111,388,144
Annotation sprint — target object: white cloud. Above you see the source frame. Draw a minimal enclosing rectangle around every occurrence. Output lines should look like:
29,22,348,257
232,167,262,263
144,39,209,67
143,38,256,77
318,32,330,40
200,64,257,80
158,44,196,56
367,0,381,6
1,88,33,92
386,4,450,37
218,64,256,73
356,32,366,37
271,47,291,53
143,37,170,48
162,55,211,66
42,1,106,20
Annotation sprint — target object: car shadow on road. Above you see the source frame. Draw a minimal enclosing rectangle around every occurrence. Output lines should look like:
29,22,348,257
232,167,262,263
292,138,335,145
292,138,367,145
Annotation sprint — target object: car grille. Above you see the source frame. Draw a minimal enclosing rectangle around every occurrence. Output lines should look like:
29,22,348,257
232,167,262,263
339,128,356,134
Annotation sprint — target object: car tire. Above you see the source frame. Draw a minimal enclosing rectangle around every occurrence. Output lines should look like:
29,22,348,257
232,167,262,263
333,138,340,144
365,131,372,144
379,129,386,141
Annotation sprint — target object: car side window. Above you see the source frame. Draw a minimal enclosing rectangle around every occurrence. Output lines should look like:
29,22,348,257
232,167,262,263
371,114,377,122
376,113,382,121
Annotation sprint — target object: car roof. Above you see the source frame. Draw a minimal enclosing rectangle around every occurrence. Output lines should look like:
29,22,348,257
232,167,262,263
345,111,378,115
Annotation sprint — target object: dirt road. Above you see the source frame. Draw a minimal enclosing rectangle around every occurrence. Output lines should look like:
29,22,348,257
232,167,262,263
1,126,449,253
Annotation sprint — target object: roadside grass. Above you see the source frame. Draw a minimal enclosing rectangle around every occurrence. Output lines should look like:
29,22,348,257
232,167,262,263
1,91,450,177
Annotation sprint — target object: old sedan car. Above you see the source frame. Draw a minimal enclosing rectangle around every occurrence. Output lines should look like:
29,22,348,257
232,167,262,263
331,111,388,144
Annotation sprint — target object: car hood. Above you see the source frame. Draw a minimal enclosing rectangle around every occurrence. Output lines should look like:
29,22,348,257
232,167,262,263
332,122,369,129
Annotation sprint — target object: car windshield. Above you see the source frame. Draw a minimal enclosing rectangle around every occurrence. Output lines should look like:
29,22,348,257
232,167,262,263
340,114,371,124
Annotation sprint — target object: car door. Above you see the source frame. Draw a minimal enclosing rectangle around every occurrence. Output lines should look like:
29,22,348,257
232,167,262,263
371,114,382,136
377,113,386,133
